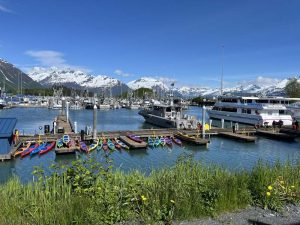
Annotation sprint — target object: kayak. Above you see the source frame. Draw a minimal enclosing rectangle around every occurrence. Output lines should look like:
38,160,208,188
172,136,182,146
148,137,154,147
98,138,103,150
111,139,122,150
30,143,47,156
127,134,143,143
62,134,70,146
107,139,116,151
79,141,88,152
39,141,56,155
88,139,99,153
56,139,64,148
165,137,173,147
160,137,166,146
21,143,39,158
115,139,129,150
102,137,108,151
154,137,161,147
13,142,31,157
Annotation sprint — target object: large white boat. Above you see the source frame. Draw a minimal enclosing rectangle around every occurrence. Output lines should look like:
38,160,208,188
139,104,198,129
0,98,7,109
207,96,294,126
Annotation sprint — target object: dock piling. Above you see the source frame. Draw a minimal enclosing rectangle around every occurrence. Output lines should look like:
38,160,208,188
202,106,206,139
93,104,97,140
221,119,224,128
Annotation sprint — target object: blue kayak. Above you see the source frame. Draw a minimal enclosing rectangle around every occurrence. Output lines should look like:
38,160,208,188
30,143,47,156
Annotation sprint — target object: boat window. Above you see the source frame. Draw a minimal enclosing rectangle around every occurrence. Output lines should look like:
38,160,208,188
221,98,238,103
270,100,279,104
256,100,269,103
246,99,252,103
166,107,171,112
279,110,285,115
221,107,237,112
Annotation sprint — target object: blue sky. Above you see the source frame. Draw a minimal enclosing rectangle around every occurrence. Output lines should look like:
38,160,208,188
0,0,300,87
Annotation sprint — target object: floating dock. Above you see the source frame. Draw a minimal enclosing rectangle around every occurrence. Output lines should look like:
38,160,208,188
55,146,79,154
119,136,147,149
256,129,297,141
218,132,256,142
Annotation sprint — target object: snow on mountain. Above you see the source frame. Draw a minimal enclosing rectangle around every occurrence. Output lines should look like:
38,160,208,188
127,77,169,90
28,67,121,89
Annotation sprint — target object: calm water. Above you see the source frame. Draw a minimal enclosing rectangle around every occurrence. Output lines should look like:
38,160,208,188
0,107,299,183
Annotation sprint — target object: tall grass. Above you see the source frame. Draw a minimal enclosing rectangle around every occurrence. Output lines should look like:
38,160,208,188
0,158,299,224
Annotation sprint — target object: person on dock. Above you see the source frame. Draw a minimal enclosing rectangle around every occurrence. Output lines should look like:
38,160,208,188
295,120,299,130
13,129,19,145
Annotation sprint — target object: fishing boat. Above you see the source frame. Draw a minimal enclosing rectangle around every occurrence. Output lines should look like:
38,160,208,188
13,142,31,157
127,134,143,143
88,139,99,153
107,139,116,151
174,132,208,145
39,141,56,155
30,143,47,156
165,137,173,147
62,135,71,146
148,137,154,147
172,136,182,146
111,139,122,150
21,143,39,157
154,137,161,147
79,141,88,152
115,138,129,150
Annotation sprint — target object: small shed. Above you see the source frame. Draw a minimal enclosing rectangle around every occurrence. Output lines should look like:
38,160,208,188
0,118,17,159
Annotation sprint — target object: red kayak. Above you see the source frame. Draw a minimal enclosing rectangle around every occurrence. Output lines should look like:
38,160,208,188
39,141,56,155
79,141,88,152
21,143,39,158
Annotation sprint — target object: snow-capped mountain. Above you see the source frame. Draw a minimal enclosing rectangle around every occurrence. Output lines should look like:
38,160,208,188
28,67,129,95
127,77,169,91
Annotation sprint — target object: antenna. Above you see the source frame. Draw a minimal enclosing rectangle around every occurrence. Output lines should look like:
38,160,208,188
220,45,224,95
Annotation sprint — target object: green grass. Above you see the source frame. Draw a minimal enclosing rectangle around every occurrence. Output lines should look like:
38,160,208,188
0,158,299,225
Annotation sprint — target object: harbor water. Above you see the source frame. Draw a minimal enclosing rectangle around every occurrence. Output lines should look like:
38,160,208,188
0,107,299,183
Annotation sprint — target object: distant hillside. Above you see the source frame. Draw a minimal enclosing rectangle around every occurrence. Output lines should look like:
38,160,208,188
0,59,42,93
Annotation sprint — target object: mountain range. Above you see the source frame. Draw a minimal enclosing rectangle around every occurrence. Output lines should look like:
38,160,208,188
0,58,299,98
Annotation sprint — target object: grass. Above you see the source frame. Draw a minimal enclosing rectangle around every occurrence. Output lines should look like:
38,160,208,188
0,157,299,225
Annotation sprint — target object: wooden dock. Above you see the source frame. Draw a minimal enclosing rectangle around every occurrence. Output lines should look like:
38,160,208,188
256,129,297,141
55,146,79,154
174,132,209,145
56,115,73,134
218,132,256,142
119,136,147,149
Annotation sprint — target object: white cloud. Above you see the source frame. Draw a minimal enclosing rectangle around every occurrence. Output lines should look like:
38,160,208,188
0,4,13,13
25,50,91,73
114,69,132,77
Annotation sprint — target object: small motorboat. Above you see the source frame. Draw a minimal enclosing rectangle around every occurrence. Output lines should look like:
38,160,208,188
88,139,99,153
79,141,88,152
115,139,129,150
39,141,56,155
127,134,143,143
172,136,182,146
107,139,116,151
21,143,39,158
154,137,161,147
30,143,47,156
13,142,31,157
62,134,70,146
165,137,173,147
148,137,154,147
111,139,122,150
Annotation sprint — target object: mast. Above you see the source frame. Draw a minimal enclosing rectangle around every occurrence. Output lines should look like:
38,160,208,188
220,45,224,96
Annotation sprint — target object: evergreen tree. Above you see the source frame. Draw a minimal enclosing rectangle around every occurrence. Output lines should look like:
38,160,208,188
285,79,300,97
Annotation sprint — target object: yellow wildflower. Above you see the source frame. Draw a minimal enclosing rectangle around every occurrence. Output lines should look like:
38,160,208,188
280,180,284,184
141,195,147,201
268,186,273,191
266,191,271,197
170,200,175,204
291,185,295,188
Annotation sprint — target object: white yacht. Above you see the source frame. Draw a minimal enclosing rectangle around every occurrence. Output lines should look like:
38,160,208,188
207,96,294,126
139,104,198,129
286,102,300,121
0,98,7,109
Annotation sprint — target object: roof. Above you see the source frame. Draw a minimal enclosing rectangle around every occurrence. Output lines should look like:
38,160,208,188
0,118,17,138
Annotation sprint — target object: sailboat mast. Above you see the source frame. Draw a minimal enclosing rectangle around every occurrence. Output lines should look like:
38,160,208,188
220,45,224,96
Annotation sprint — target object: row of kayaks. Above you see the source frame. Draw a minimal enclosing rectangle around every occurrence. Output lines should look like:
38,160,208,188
148,136,182,147
14,141,56,158
79,137,130,153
